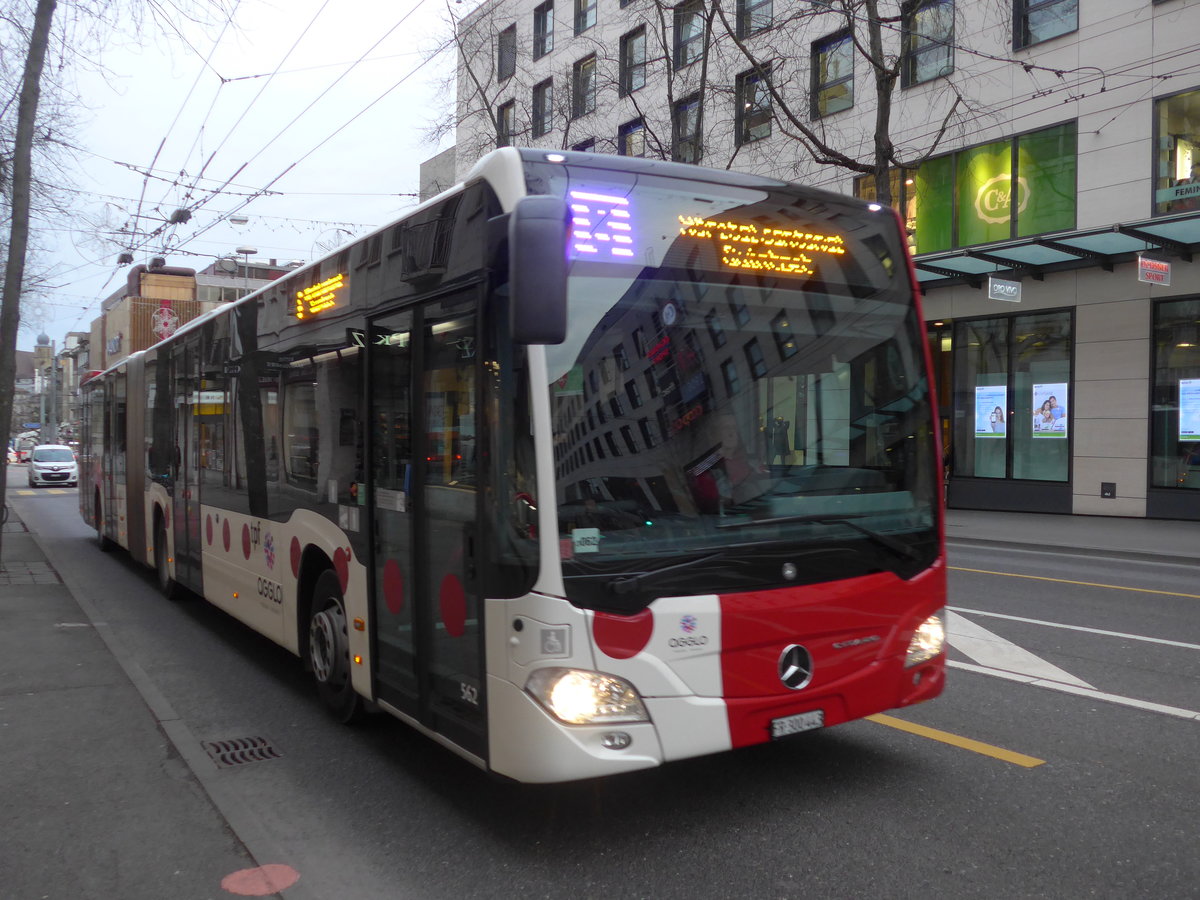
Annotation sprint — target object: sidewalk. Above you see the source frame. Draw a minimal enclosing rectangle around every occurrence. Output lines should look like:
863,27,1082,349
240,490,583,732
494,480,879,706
0,505,275,899
945,507,1200,564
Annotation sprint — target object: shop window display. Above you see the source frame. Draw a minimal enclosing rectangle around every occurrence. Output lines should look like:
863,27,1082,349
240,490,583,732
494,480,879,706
952,310,1071,482
1151,298,1200,489
854,122,1076,254
1155,88,1200,215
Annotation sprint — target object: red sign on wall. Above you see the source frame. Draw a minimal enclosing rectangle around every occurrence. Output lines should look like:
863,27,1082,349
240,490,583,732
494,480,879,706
1138,254,1171,286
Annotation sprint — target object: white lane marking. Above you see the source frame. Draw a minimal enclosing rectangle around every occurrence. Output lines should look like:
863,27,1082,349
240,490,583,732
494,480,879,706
948,661,1200,722
946,610,1095,689
949,605,1200,651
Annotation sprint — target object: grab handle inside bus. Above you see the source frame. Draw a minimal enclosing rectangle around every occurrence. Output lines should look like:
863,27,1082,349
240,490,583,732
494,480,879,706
508,195,569,345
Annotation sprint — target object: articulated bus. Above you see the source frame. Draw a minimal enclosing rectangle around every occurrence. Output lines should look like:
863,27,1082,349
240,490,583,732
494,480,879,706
81,148,946,783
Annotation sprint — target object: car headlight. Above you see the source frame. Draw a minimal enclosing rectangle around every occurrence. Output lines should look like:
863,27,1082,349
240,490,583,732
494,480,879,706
525,668,649,725
905,612,945,667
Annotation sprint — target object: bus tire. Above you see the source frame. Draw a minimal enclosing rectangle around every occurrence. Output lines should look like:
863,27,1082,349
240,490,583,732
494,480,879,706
94,493,115,553
154,517,180,600
308,569,363,724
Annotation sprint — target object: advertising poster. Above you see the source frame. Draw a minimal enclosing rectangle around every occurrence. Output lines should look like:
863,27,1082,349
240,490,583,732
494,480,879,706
975,385,1008,438
1180,378,1200,440
1032,383,1069,438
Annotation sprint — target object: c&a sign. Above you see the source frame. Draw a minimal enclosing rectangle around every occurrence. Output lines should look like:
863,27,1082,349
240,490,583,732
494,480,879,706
975,174,1030,226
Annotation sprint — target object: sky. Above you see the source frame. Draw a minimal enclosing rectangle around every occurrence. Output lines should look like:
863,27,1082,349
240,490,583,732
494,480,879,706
17,0,468,353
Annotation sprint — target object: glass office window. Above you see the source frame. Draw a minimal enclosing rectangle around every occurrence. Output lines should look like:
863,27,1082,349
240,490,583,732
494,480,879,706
812,32,854,117
1016,0,1077,49
903,0,953,87
533,1,554,58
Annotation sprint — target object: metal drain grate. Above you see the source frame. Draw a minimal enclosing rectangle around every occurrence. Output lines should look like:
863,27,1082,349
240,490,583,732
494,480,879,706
201,736,282,768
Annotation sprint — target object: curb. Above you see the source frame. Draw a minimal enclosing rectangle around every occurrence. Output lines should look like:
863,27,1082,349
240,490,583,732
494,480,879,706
945,534,1200,567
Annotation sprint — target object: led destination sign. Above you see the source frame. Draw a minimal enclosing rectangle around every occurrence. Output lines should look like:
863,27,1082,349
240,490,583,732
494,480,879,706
677,216,846,277
295,273,346,319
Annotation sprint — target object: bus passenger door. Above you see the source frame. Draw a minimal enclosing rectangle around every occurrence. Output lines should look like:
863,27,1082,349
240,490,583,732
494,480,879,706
97,381,114,536
369,293,485,759
172,338,203,591
368,309,419,714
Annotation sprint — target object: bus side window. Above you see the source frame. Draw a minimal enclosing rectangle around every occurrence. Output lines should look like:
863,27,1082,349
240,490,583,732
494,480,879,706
283,378,319,489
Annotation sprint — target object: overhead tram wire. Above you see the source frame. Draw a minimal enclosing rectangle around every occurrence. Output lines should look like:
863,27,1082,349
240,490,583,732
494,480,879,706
127,0,244,259
176,0,336,203
212,0,432,178
137,0,430,261
164,38,450,263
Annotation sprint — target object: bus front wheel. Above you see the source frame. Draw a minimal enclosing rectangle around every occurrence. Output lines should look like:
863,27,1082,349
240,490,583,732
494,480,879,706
94,494,115,552
154,518,180,600
308,570,363,724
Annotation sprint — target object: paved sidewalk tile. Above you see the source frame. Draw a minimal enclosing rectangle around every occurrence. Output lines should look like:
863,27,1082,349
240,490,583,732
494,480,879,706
0,560,61,585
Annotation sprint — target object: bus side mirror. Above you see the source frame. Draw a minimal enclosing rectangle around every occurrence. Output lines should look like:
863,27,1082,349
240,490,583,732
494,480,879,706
508,195,568,345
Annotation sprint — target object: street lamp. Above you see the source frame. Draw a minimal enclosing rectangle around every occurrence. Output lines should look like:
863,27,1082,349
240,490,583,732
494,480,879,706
235,246,257,297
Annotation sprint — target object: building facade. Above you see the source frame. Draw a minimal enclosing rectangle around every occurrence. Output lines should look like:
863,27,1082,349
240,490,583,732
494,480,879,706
88,258,289,373
446,0,1200,519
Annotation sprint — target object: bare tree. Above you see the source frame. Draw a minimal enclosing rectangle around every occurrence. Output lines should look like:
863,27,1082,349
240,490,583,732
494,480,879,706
0,0,56,556
443,0,978,207
0,0,233,552
711,0,966,205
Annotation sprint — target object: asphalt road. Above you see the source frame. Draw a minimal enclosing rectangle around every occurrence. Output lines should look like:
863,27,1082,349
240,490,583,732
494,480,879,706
11,488,1200,899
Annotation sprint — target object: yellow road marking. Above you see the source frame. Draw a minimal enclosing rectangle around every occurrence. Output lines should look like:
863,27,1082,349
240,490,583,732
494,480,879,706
867,713,1046,768
949,566,1200,601
15,490,34,496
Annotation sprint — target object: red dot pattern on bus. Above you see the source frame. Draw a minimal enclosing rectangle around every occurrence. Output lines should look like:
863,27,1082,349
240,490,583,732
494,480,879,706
222,519,231,553
592,609,654,659
334,547,349,593
242,523,252,560
383,559,404,614
439,573,466,637
290,537,301,578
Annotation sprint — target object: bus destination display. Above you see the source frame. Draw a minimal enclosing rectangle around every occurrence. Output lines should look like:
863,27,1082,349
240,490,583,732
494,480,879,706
677,215,846,277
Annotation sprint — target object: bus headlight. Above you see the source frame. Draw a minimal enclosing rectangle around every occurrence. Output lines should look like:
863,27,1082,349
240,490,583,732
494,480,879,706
526,668,649,725
905,612,946,667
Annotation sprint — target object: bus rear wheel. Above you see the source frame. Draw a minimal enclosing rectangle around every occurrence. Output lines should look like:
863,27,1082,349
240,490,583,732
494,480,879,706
308,570,363,724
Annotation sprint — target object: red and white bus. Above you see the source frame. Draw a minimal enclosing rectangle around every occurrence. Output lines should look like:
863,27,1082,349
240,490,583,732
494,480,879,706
81,148,946,783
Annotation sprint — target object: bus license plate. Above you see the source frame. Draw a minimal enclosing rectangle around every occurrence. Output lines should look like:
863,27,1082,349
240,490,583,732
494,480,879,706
771,710,824,739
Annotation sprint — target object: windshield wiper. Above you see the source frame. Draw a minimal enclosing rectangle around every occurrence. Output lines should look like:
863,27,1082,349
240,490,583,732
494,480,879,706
719,513,922,564
607,551,729,596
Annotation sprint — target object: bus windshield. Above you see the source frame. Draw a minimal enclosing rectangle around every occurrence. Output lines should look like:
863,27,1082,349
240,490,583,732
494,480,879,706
539,166,938,612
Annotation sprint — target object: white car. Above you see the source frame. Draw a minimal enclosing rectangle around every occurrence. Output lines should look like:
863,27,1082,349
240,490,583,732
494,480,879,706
27,444,78,488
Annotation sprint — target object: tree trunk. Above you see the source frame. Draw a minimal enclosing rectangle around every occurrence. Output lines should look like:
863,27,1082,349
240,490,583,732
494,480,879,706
0,0,58,558
865,0,896,208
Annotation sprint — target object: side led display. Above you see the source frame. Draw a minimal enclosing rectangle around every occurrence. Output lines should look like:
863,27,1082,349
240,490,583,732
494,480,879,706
295,273,346,319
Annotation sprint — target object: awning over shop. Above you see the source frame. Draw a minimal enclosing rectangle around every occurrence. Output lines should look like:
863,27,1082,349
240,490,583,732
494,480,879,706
913,211,1200,289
